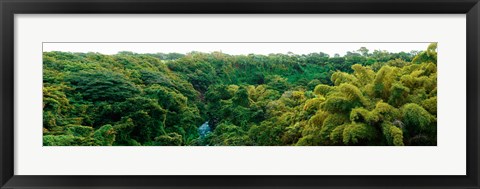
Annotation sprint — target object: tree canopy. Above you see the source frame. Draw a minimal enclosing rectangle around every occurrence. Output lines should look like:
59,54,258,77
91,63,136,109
43,44,437,146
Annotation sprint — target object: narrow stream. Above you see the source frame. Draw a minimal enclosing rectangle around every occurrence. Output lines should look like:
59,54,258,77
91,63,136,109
198,121,211,138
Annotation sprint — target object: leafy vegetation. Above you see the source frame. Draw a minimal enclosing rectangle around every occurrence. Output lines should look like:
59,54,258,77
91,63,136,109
43,44,437,146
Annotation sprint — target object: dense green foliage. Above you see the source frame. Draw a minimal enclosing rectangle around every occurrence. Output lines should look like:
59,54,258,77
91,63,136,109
43,44,437,146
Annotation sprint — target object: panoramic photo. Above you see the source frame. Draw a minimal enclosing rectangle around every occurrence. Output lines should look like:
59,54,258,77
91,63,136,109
42,43,437,146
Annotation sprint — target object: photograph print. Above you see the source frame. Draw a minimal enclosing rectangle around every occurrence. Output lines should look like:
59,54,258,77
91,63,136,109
42,42,437,146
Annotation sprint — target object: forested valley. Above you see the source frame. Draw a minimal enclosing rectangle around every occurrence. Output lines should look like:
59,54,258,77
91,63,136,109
43,43,437,146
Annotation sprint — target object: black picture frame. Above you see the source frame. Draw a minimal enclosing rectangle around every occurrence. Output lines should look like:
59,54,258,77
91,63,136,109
1,0,479,188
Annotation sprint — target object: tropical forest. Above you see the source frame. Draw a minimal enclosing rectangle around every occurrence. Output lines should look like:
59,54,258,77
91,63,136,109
43,43,437,146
